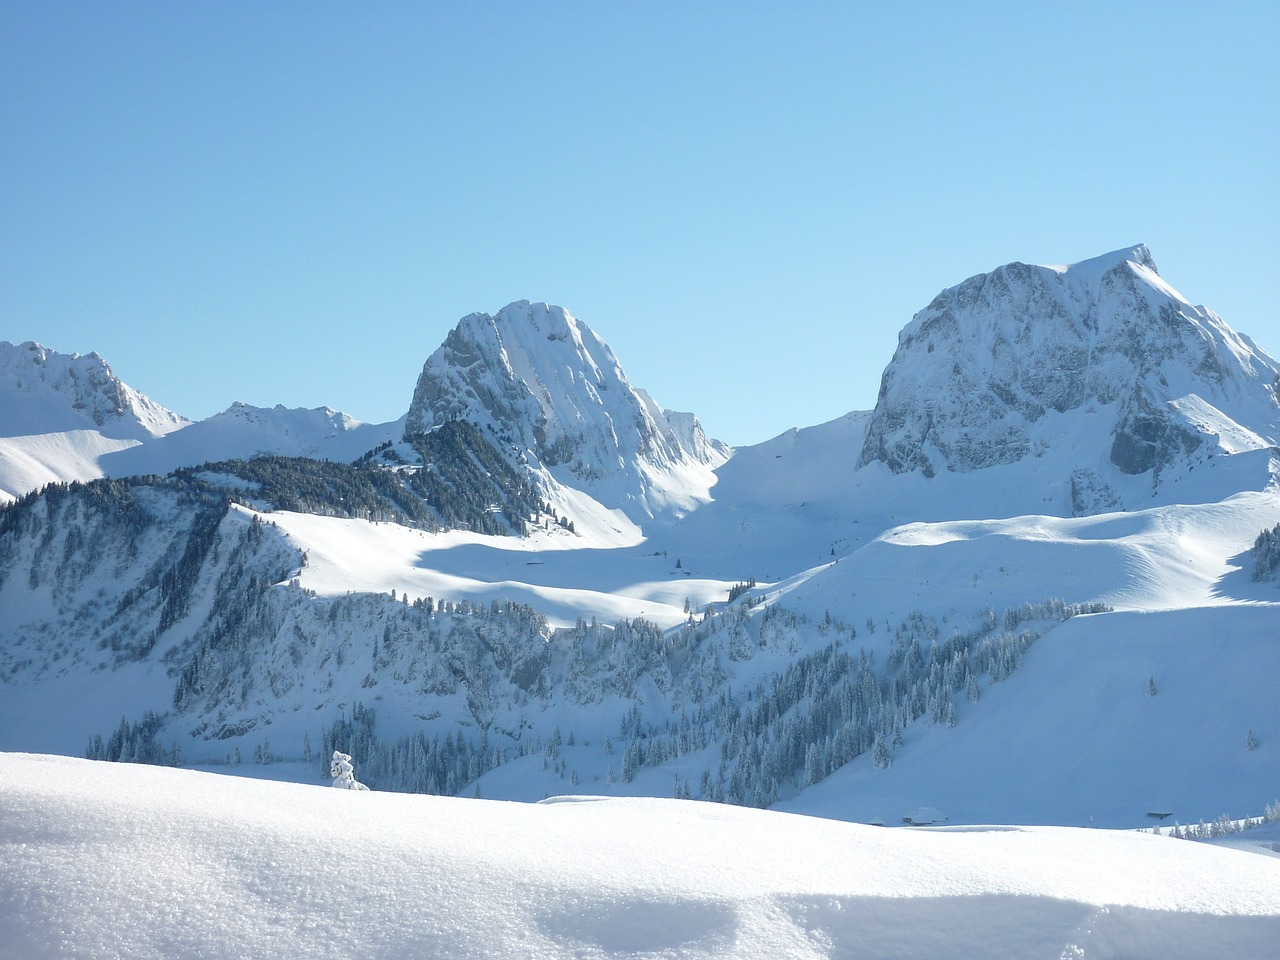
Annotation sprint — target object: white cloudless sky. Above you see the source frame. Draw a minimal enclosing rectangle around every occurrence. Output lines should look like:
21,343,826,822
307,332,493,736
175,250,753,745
2,0,1276,447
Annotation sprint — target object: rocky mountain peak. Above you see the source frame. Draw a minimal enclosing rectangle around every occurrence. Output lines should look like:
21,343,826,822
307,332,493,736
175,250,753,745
404,301,727,519
858,247,1280,498
0,340,188,440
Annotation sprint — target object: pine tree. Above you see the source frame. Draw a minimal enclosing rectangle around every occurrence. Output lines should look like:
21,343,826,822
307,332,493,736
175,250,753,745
330,751,369,791
872,735,892,770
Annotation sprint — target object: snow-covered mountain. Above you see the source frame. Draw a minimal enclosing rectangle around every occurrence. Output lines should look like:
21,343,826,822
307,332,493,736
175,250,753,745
1,248,1277,839
0,340,188,441
405,300,728,520
0,341,404,501
100,401,403,479
0,341,190,500
860,245,1280,514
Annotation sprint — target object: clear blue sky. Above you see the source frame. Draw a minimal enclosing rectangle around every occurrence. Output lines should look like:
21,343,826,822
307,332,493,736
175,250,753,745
2,1,1276,447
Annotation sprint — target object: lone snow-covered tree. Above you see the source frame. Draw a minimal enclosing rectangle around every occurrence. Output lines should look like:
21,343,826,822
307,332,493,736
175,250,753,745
330,751,370,791
1246,728,1259,751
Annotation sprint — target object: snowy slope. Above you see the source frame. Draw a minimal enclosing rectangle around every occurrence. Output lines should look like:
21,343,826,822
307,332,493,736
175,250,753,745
778,605,1280,828
0,341,189,500
3,754,1278,960
774,490,1280,626
405,300,728,521
0,340,187,440
860,245,1280,512
1,470,1275,830
100,402,403,478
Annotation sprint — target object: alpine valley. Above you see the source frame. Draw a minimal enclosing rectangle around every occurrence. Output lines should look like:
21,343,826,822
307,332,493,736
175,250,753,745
2,245,1278,831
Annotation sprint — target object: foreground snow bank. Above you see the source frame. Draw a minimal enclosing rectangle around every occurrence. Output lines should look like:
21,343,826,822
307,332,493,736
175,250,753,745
2,754,1277,959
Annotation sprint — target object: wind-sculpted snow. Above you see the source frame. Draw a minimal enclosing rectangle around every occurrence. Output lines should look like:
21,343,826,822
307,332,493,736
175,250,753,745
859,245,1280,509
2,754,1278,960
405,300,727,520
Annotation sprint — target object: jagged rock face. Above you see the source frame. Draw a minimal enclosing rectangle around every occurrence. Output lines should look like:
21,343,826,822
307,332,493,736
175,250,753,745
405,301,727,516
859,246,1280,481
0,340,188,440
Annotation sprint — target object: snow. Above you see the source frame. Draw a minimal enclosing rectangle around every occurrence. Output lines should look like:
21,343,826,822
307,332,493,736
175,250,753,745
101,404,404,479
0,429,140,501
0,342,402,502
269,509,735,629
0,340,188,441
404,301,728,522
3,247,1280,906
2,753,1277,960
1168,394,1271,455
864,244,1280,490
1203,819,1280,861
776,605,1280,828
0,341,190,501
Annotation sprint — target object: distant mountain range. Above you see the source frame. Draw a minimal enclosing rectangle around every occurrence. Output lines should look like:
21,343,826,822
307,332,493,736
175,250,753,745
2,245,1277,829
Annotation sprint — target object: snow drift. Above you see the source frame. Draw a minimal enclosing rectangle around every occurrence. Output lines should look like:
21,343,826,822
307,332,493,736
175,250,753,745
2,753,1277,960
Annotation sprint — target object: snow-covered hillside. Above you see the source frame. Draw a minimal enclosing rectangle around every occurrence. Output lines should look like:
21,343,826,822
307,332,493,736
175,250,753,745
405,300,728,521
2,754,1277,960
1,467,1274,828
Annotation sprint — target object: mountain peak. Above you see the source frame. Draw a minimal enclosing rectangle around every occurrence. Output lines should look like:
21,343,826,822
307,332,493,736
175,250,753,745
1043,243,1157,279
0,340,188,441
858,248,1280,505
405,302,726,519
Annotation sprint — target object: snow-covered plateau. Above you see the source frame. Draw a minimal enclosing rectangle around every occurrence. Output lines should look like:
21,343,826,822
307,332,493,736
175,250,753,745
2,753,1278,960
2,246,1279,956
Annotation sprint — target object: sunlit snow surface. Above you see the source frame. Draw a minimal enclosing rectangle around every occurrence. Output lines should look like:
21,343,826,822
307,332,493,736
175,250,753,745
2,754,1278,960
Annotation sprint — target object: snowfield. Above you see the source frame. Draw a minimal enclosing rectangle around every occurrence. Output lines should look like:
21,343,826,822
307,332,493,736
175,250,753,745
2,753,1278,960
